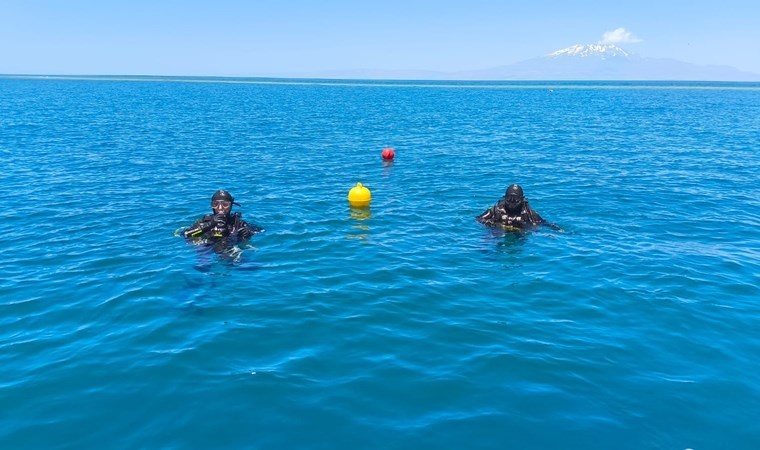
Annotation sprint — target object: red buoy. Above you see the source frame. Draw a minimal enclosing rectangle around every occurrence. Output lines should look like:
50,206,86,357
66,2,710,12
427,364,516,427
381,147,395,160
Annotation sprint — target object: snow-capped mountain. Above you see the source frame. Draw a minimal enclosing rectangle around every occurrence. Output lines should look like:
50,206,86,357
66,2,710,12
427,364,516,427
295,42,760,81
547,43,632,59
450,43,759,81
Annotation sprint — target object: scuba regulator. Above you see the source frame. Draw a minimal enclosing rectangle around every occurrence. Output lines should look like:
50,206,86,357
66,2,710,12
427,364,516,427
210,213,230,238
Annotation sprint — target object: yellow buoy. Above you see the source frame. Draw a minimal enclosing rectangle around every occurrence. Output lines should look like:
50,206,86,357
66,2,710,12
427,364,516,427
348,182,371,207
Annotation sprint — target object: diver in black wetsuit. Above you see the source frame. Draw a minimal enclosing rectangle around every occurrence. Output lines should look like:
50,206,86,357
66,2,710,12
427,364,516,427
476,184,559,231
183,190,263,247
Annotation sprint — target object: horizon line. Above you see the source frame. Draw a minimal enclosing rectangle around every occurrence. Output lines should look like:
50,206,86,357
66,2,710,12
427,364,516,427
2,74,760,89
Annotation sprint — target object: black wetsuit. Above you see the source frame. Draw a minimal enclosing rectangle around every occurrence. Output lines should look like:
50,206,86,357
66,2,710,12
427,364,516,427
183,212,262,244
476,199,550,230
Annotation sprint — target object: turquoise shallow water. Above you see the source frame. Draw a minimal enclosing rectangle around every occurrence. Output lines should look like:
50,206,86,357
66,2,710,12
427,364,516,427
1,76,760,449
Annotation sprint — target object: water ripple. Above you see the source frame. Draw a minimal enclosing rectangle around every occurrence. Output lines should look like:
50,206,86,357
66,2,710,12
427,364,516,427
2,78,759,449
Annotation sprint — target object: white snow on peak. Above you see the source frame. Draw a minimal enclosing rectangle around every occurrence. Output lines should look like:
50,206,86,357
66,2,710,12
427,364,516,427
548,44,631,59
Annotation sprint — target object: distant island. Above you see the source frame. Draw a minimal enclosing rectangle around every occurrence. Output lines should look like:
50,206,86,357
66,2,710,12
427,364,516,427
293,43,760,82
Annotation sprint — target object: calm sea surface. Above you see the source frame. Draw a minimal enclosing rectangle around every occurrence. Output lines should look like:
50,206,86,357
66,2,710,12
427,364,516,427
1,76,759,449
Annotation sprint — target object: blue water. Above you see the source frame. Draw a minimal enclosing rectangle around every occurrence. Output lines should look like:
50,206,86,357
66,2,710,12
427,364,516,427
2,75,760,449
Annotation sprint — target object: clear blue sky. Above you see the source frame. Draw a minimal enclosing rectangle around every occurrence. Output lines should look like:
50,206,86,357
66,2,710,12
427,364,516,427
2,0,759,76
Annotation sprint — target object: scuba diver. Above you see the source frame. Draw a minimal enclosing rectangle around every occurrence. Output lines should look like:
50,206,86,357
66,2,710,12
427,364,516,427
183,190,263,252
476,184,560,231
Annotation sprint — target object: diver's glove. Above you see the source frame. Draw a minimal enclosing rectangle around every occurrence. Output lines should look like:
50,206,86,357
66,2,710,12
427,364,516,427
212,213,228,228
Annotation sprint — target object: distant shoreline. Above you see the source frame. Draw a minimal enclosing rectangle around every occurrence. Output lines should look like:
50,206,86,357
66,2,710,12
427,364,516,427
2,74,760,89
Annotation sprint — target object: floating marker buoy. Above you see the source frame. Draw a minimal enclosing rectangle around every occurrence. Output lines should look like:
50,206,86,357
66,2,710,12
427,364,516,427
348,182,371,207
381,147,395,160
